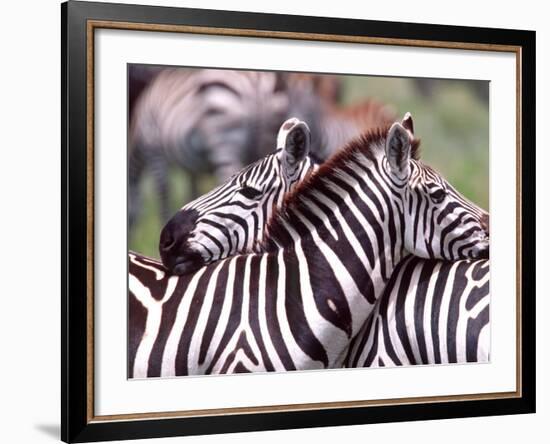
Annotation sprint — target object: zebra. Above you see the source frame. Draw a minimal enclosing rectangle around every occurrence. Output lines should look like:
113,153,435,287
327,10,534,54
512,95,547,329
129,68,290,226
344,256,490,368
159,113,491,366
158,117,318,275
129,115,489,377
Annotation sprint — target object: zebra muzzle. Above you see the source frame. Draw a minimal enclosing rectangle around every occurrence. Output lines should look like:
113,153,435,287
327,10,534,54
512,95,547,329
471,238,490,259
159,208,202,274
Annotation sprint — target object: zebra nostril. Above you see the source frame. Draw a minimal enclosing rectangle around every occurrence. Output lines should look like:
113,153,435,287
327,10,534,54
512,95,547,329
159,223,181,254
159,209,199,254
160,232,176,251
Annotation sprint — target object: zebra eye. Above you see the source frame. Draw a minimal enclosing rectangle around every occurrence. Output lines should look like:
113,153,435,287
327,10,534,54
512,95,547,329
238,186,263,200
430,188,447,204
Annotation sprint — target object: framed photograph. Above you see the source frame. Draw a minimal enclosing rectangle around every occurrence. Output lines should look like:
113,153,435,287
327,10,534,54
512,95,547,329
61,1,535,442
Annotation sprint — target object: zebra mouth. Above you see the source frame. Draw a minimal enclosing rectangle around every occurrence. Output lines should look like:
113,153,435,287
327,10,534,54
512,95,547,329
163,247,204,276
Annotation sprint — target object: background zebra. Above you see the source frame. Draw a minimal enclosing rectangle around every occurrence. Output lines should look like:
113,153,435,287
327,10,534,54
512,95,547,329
284,73,395,161
129,115,489,377
129,68,291,226
283,74,396,160
345,256,490,368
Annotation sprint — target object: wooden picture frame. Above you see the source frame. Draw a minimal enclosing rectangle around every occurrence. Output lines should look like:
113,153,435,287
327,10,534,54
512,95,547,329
61,1,536,442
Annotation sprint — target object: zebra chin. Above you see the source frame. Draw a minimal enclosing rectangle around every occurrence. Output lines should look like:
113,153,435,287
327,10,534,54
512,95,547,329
162,248,205,275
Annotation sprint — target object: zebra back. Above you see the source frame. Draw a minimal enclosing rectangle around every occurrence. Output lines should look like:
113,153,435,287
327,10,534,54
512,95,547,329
345,256,490,368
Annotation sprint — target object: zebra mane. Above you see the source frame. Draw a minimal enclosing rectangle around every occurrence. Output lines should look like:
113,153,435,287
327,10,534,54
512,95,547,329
259,125,421,252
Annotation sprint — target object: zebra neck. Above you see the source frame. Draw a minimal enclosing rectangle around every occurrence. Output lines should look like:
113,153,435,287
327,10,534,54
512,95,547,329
272,178,405,364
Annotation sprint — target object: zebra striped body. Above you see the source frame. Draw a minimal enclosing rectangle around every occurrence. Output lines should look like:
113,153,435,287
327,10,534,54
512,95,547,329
129,247,368,377
130,116,489,377
129,255,490,376
345,256,490,368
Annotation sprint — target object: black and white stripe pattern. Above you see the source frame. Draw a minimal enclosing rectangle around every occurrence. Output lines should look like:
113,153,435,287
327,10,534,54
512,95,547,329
345,256,490,368
129,250,355,376
129,115,490,377
403,163,489,260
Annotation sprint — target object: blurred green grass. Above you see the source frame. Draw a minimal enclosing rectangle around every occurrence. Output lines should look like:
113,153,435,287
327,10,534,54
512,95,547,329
130,75,489,258
130,169,216,259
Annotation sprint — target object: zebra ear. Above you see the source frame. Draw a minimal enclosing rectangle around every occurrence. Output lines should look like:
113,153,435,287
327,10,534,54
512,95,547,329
279,118,311,170
385,122,412,177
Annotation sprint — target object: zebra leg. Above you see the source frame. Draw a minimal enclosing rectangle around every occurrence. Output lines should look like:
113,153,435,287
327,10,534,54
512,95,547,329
128,144,145,230
188,172,199,200
147,151,171,224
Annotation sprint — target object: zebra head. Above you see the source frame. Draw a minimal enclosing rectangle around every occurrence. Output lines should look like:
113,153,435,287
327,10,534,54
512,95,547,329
386,113,490,260
159,117,315,275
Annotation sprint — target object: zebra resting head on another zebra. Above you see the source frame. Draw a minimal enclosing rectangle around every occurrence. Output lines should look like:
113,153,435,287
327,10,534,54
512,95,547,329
160,113,489,276
129,113,491,376
159,118,316,275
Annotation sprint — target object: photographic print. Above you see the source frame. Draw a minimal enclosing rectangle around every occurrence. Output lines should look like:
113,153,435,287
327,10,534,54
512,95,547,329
127,66,490,378
62,2,534,441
